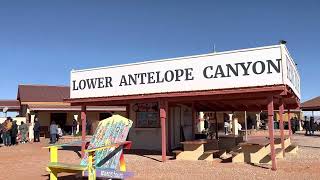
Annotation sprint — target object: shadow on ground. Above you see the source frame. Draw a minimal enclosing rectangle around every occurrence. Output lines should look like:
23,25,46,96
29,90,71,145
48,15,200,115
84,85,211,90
124,149,174,162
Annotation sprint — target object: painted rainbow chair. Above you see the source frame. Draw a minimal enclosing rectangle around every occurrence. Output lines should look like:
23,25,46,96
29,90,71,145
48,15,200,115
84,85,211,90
45,115,133,180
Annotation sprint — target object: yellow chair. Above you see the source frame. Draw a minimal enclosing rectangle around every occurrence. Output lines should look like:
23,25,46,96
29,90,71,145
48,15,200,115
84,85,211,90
45,141,132,180
45,115,133,180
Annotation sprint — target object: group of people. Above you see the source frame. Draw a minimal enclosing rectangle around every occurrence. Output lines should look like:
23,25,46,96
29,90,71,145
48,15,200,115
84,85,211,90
203,114,243,139
0,117,28,146
303,117,320,136
0,116,66,146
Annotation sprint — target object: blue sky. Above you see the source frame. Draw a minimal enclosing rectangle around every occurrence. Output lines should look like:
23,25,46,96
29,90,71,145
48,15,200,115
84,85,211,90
0,0,319,102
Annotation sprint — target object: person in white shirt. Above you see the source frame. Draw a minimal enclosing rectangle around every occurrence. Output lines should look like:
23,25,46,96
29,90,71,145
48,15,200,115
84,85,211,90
56,125,63,142
224,120,229,135
238,122,242,131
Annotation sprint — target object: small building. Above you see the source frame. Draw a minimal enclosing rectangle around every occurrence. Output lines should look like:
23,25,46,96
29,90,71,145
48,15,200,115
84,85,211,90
0,84,126,139
66,42,300,171
301,96,320,122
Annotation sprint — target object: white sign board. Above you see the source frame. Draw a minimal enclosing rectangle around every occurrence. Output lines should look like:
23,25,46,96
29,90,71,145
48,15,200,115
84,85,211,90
70,45,301,99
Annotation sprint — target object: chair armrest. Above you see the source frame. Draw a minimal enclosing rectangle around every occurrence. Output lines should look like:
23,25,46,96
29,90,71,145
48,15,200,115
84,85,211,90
43,140,86,149
84,141,132,153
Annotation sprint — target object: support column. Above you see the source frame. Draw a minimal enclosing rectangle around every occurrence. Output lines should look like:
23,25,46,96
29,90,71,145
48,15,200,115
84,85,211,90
268,96,277,171
279,98,285,157
232,118,239,136
256,113,260,130
299,119,303,131
191,103,196,139
126,104,130,119
73,114,79,135
215,112,218,140
244,111,248,141
228,113,233,133
81,105,87,158
199,112,205,133
288,109,292,138
159,100,168,162
29,113,35,142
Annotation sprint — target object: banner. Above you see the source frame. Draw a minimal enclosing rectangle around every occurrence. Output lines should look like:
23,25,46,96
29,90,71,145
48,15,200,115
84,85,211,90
70,45,300,99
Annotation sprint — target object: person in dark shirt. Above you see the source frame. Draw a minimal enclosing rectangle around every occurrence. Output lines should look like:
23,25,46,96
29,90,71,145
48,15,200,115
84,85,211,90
72,119,78,136
310,117,315,135
11,120,18,145
86,119,92,135
33,117,41,142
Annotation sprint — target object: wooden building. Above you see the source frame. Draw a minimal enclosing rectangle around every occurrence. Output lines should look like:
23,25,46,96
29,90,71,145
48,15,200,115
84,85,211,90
66,43,300,171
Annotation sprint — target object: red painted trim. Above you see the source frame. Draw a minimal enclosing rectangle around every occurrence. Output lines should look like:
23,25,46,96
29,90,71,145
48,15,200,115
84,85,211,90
279,98,285,157
65,85,287,104
268,96,277,171
81,105,87,158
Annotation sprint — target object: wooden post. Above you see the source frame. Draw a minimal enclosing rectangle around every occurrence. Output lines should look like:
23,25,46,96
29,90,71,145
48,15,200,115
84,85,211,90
126,104,130,119
244,111,248,141
159,100,167,162
215,112,218,140
288,109,292,138
168,106,172,151
279,98,285,157
81,105,87,158
191,102,196,139
267,96,277,171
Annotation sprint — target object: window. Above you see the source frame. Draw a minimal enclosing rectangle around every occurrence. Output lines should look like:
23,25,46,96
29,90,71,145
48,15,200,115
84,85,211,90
134,102,159,128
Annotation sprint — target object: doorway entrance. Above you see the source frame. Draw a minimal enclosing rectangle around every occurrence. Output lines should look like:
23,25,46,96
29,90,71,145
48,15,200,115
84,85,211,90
50,113,67,130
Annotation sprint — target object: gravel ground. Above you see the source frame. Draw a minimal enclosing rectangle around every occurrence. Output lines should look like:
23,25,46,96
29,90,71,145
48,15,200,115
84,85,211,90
1,133,320,180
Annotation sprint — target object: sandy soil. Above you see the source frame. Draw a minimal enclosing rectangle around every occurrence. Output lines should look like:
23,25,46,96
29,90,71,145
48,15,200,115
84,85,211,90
1,133,320,180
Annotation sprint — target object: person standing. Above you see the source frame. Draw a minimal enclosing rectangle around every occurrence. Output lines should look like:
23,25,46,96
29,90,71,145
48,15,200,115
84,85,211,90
72,119,77,136
56,125,63,142
86,119,92,135
11,120,18,145
224,119,229,135
290,117,296,134
19,121,28,143
0,123,3,144
33,117,41,142
304,117,310,136
49,121,58,144
2,117,12,146
310,117,315,135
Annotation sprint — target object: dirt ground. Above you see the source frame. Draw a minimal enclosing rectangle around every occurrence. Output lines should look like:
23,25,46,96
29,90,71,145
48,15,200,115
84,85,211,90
1,132,320,180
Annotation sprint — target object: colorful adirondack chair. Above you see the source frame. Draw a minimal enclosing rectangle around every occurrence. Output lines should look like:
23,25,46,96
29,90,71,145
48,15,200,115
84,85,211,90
45,115,133,180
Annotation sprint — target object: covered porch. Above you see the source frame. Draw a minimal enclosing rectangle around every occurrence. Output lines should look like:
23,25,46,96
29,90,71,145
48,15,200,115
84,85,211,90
66,84,299,170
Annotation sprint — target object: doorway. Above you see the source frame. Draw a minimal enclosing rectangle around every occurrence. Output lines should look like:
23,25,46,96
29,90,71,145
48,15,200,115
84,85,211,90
170,106,181,150
169,105,193,150
50,113,67,130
